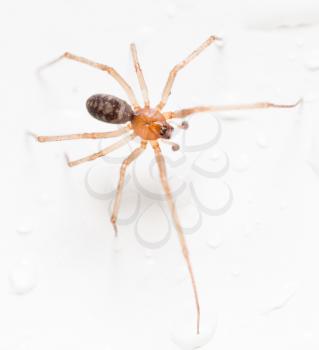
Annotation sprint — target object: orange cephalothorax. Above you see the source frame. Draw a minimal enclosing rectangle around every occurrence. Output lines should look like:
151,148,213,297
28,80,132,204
131,107,174,140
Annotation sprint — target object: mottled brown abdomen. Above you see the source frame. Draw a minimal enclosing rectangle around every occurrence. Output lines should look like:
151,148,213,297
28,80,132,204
86,94,134,124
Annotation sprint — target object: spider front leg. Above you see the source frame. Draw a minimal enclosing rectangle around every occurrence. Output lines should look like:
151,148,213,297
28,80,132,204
156,35,221,111
37,52,140,110
110,140,147,235
166,99,302,119
151,141,201,334
35,126,131,142
130,43,150,108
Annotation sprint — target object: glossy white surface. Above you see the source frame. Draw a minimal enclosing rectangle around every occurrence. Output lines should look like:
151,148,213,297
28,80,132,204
1,0,319,349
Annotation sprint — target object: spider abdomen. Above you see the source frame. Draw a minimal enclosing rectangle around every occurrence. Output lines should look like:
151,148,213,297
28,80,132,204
86,94,134,124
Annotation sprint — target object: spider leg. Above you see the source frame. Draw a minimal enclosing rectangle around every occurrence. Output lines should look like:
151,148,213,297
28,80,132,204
151,141,201,334
67,134,136,167
156,35,221,111
37,52,140,110
35,126,131,142
110,140,147,235
166,99,302,119
130,43,150,108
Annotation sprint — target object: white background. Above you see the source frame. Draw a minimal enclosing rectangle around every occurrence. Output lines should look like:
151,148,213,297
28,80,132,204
1,0,319,349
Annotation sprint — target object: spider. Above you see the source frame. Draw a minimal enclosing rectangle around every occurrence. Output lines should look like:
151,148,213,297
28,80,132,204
36,35,300,334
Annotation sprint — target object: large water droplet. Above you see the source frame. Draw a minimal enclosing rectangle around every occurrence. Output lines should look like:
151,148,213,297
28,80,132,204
263,282,298,314
135,204,171,249
9,261,37,295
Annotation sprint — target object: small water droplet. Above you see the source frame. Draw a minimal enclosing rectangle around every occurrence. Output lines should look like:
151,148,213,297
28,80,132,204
304,50,319,71
303,330,313,340
175,264,189,284
211,149,222,161
112,237,122,254
279,200,288,211
207,231,224,249
296,37,304,48
233,154,250,172
165,2,178,18
243,223,254,237
9,261,37,295
136,25,154,42
144,249,153,259
256,134,269,149
38,191,52,204
171,323,217,350
231,265,241,277
288,53,296,62
16,217,33,235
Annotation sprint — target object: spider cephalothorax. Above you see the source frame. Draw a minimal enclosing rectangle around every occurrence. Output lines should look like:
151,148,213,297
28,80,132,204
36,36,300,335
131,107,174,140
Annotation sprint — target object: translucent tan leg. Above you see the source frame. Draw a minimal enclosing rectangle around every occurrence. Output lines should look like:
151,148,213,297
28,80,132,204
36,126,131,142
130,43,150,108
67,134,136,167
110,140,147,235
156,35,221,110
151,141,201,334
166,99,302,119
37,52,139,109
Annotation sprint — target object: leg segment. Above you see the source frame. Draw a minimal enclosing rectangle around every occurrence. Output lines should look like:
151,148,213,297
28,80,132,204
36,126,130,142
110,140,147,235
67,134,136,167
166,99,302,119
156,35,221,110
37,52,139,109
130,43,150,107
151,141,201,334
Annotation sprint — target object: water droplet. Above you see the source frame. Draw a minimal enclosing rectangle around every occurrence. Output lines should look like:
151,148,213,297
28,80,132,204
303,92,319,103
207,231,224,249
288,53,296,62
165,2,178,18
136,25,154,42
243,223,254,237
211,149,222,161
279,200,288,211
256,134,269,149
175,264,189,284
16,217,33,235
112,236,122,254
9,261,37,295
304,50,319,71
171,322,217,350
135,204,171,250
144,249,153,259
296,37,304,48
263,283,297,314
233,154,250,172
303,330,313,340
231,265,241,277
38,191,52,204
